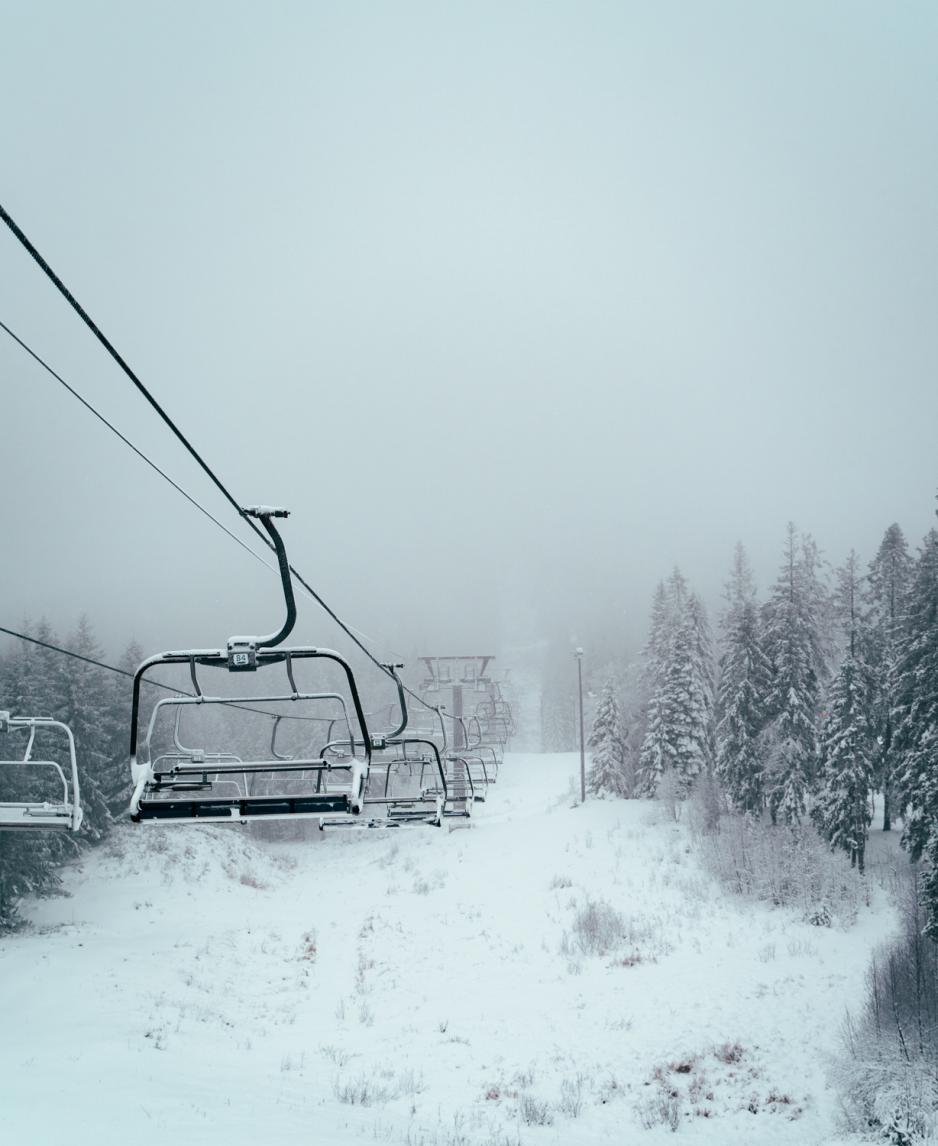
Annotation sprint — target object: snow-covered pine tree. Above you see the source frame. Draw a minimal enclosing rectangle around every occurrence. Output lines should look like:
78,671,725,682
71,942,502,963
893,529,938,934
637,570,714,797
715,544,772,813
688,592,716,766
586,679,630,797
61,617,114,839
864,523,913,831
813,552,874,871
761,524,830,823
643,581,672,687
666,593,714,786
635,579,674,796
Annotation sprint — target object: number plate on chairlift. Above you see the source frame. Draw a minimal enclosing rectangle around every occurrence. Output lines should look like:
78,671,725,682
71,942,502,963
227,641,258,671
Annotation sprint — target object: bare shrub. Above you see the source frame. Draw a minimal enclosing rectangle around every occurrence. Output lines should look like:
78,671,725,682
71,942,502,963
786,938,818,958
571,900,630,955
334,1073,392,1105
299,930,317,962
319,1043,352,1067
696,813,862,924
686,772,725,838
714,1041,745,1065
637,1091,681,1131
518,1093,553,1126
657,769,684,823
834,873,938,1144
237,870,269,890
334,1067,422,1107
597,1073,623,1103
558,1074,586,1118
564,897,669,965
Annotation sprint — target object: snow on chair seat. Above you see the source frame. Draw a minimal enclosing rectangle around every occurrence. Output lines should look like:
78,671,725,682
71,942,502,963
418,754,473,820
0,713,83,832
456,752,489,801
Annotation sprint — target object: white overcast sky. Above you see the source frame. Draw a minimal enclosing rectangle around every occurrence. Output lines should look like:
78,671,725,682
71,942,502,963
1,0,936,680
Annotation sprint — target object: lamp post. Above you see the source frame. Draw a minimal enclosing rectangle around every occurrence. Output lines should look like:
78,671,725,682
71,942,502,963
575,647,585,803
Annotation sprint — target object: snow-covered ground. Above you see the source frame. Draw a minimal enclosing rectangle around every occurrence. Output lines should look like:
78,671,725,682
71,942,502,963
0,754,895,1146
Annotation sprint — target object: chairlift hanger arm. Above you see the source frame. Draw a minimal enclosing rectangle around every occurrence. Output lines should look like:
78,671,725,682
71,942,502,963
434,706,448,751
382,664,408,740
233,507,296,651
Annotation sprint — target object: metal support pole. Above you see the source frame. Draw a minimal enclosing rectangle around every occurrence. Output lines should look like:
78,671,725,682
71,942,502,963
453,684,464,749
575,648,585,803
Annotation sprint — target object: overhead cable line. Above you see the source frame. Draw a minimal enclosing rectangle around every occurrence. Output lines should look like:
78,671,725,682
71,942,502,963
0,203,431,706
0,202,253,532
0,205,454,715
0,624,142,683
0,625,333,723
0,319,276,575
0,316,391,655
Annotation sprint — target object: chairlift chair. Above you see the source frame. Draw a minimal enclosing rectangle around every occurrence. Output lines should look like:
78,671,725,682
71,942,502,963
320,669,467,826
0,712,84,832
474,694,514,748
421,706,479,817
464,714,501,779
129,508,374,825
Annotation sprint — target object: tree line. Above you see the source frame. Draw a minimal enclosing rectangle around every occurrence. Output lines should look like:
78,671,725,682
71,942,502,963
587,515,938,929
0,620,140,927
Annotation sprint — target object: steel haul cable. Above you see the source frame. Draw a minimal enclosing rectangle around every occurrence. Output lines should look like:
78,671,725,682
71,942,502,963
0,625,337,724
0,319,276,574
0,202,456,715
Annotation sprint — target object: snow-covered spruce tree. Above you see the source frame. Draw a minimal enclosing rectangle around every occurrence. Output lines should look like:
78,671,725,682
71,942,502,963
893,529,938,935
61,617,116,838
864,523,913,831
637,570,714,797
0,622,72,928
813,552,874,872
715,543,772,814
688,592,716,764
0,618,132,927
587,679,630,797
666,593,714,787
635,579,674,795
761,524,830,823
643,581,672,684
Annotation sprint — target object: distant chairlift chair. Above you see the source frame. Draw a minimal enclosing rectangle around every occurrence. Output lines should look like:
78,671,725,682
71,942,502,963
321,668,447,826
0,712,84,832
321,669,474,826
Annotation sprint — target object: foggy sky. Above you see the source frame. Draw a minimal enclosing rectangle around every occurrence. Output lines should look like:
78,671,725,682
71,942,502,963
2,1,937,682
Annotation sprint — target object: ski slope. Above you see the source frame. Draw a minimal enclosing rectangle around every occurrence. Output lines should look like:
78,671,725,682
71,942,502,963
0,754,893,1145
